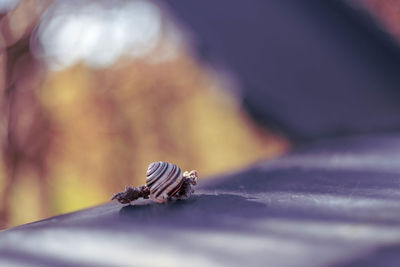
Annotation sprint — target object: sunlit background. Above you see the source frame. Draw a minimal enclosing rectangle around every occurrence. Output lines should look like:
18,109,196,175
0,0,396,229
0,0,290,229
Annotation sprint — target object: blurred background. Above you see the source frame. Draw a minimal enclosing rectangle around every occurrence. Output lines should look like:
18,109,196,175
0,0,397,229
0,0,290,229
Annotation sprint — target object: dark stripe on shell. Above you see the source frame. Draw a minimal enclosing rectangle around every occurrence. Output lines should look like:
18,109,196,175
145,161,184,202
154,167,180,197
151,164,177,193
146,162,168,186
150,162,166,180
146,162,159,176
167,177,184,197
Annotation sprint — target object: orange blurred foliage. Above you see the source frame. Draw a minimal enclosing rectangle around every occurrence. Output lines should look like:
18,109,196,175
0,0,289,228
37,54,288,222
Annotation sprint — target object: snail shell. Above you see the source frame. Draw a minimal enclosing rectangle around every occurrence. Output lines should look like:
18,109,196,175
146,161,184,203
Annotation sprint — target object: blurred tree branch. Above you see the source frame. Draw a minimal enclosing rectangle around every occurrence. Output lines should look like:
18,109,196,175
0,0,51,228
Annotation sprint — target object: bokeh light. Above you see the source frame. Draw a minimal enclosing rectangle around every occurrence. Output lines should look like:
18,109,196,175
0,0,288,228
33,0,171,70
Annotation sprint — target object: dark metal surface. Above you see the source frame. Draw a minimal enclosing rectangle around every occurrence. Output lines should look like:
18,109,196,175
2,1,400,266
1,133,400,266
163,0,400,141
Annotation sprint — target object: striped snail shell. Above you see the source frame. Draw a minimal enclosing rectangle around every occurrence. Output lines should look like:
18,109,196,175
146,161,184,203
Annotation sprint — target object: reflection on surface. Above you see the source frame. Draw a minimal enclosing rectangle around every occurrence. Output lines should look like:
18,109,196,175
2,188,400,267
3,132,400,266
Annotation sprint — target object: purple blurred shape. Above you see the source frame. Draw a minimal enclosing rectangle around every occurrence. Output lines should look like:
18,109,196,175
164,0,400,141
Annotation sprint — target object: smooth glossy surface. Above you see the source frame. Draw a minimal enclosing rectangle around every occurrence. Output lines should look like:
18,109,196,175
1,134,400,266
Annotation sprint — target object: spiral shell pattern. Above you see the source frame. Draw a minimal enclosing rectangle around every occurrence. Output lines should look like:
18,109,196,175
146,161,184,203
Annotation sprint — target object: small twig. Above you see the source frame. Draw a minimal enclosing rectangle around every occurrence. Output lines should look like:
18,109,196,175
112,169,199,204
111,185,150,204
